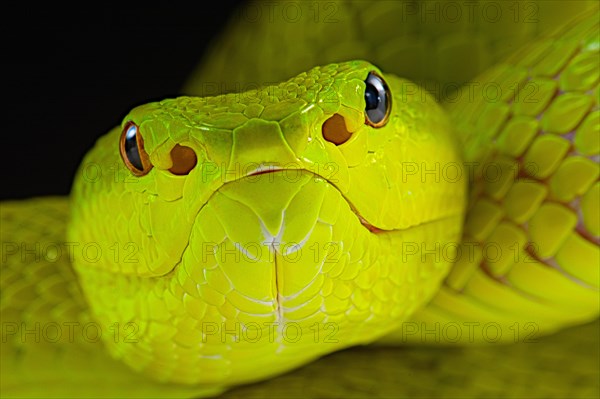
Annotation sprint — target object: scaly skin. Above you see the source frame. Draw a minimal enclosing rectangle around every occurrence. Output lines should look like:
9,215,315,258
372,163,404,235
1,1,598,397
388,5,600,343
67,62,464,386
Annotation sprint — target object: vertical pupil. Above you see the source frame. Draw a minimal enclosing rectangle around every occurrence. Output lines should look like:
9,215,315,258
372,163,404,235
365,85,380,110
124,125,143,170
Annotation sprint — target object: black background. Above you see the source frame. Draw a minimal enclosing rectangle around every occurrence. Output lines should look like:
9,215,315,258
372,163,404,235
3,2,245,200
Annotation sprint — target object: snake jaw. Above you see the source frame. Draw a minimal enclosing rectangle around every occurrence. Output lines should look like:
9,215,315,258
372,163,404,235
234,166,388,234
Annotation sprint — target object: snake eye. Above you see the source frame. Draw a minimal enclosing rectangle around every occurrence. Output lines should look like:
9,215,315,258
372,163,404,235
364,71,391,128
119,121,153,176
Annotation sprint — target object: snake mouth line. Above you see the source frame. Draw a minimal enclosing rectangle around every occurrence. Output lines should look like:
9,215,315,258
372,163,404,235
243,167,389,234
241,167,455,235
163,166,458,281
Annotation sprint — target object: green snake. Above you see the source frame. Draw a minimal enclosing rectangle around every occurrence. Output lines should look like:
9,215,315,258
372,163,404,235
1,1,599,397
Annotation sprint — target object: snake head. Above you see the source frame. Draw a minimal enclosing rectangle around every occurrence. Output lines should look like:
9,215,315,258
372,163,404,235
67,60,465,385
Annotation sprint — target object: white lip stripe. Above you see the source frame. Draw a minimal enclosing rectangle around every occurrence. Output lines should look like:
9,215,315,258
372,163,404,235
245,164,284,176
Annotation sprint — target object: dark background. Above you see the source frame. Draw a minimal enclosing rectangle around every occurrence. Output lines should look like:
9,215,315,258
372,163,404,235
2,2,245,200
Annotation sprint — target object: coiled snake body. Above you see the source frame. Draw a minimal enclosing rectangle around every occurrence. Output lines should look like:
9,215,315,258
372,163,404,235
1,1,599,397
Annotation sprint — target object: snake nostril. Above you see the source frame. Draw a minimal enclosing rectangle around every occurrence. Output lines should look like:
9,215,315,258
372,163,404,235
169,144,197,175
322,113,352,145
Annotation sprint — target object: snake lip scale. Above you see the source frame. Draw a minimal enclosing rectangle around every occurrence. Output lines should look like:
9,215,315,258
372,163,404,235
245,166,388,233
218,166,429,235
